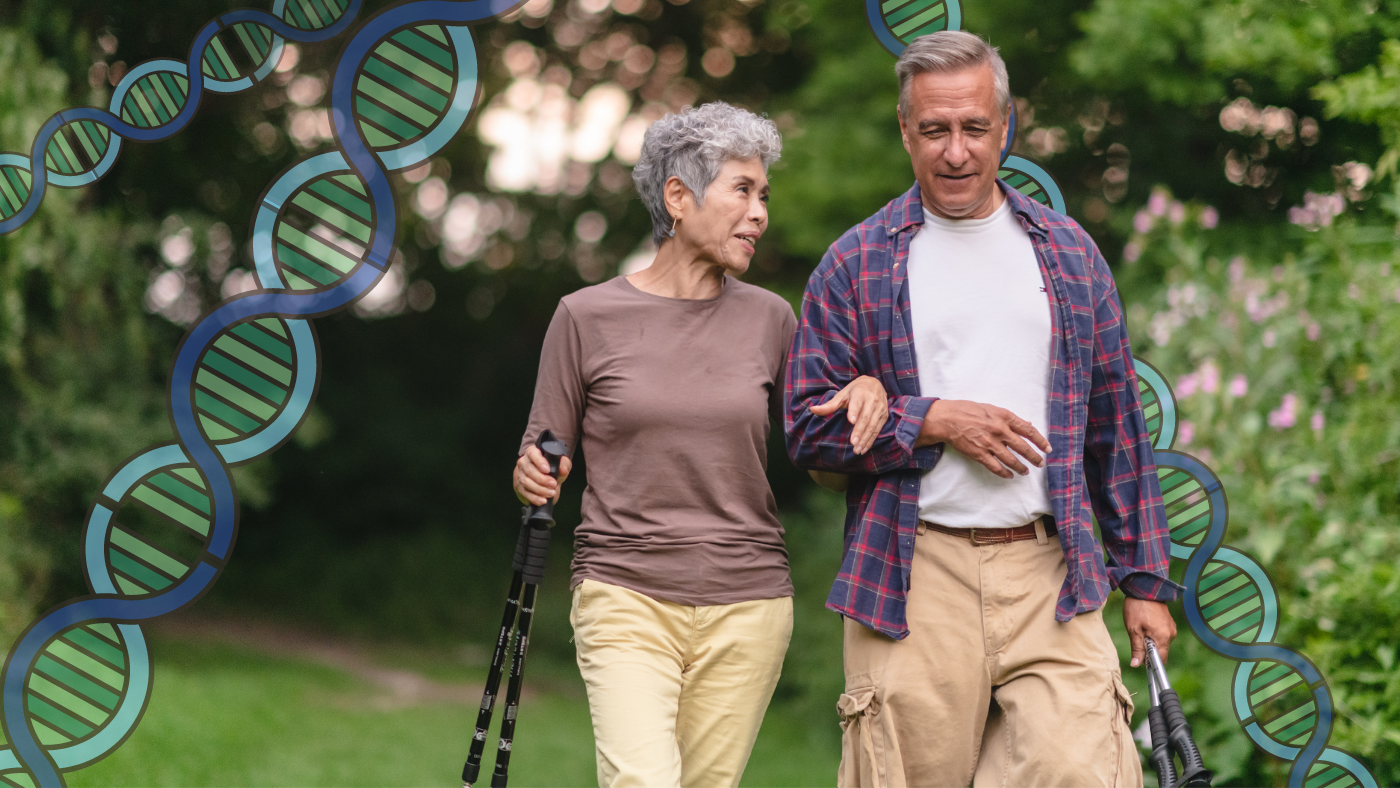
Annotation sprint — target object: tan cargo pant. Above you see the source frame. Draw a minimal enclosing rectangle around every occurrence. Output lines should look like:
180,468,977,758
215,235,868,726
570,579,793,788
838,524,1141,788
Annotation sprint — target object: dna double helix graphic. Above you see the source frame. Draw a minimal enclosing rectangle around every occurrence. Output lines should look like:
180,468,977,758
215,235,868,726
0,0,519,783
1133,362,1377,788
864,5,1377,787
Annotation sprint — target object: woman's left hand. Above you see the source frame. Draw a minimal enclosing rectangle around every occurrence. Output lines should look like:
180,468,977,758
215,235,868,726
809,375,889,455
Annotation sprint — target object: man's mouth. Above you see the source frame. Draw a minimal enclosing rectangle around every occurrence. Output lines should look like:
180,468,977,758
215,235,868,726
938,173,976,181
735,235,758,252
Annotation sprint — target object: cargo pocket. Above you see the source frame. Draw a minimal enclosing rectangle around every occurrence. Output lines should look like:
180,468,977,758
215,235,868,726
1109,674,1140,788
837,686,884,788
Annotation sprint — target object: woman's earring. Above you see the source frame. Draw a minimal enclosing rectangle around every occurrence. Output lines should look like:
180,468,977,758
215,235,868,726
669,215,678,236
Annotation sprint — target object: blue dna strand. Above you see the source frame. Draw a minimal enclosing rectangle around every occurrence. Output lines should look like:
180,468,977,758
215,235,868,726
0,1,521,784
864,5,1377,785
1134,361,1377,788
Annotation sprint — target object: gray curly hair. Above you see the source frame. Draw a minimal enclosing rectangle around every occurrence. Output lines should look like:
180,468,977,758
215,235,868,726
632,102,782,246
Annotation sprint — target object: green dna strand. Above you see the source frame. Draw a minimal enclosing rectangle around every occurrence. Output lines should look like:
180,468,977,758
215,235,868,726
0,1,519,784
1134,361,1377,788
865,5,1377,786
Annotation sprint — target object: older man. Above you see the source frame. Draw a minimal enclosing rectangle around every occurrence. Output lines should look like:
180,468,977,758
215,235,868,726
786,31,1182,787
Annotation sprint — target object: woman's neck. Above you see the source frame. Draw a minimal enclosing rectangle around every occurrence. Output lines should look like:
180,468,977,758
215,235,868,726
626,240,727,300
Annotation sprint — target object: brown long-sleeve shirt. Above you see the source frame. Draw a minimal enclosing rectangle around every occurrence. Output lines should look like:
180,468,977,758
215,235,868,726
520,274,797,605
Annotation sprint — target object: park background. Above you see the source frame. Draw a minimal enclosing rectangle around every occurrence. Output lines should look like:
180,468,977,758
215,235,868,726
1,0,1398,784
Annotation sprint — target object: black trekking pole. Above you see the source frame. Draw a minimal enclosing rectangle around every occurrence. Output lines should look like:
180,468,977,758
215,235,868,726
1143,637,1214,788
462,430,568,788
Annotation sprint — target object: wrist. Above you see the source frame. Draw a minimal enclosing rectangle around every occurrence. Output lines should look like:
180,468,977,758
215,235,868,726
914,400,945,447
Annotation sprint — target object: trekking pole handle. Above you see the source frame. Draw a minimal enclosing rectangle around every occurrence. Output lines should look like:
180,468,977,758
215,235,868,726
524,430,568,529
1145,638,1214,787
512,430,567,584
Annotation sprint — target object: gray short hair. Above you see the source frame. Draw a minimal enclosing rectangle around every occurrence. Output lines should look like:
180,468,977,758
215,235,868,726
632,102,782,246
896,31,1010,120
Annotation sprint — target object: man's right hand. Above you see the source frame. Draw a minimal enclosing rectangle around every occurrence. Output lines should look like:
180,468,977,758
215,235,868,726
514,445,573,507
915,400,1052,479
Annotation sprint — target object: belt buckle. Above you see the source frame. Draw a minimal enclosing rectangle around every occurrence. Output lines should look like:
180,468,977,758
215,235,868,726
968,528,982,546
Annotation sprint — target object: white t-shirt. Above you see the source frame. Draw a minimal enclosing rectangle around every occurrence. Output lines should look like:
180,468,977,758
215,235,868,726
907,199,1053,528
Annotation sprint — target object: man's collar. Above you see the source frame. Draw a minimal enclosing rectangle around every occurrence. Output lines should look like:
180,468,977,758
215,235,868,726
888,179,1051,237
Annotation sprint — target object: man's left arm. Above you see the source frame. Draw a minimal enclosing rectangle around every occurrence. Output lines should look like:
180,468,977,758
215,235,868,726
1082,243,1184,664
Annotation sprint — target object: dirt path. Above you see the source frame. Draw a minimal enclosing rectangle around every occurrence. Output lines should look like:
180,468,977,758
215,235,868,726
148,611,493,709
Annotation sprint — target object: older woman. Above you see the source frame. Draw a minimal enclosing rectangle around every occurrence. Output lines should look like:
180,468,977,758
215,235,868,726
512,102,884,788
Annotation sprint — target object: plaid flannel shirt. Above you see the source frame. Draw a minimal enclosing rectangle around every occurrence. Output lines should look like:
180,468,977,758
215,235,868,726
785,181,1182,640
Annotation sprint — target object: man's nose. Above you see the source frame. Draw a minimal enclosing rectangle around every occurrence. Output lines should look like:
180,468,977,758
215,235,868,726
943,132,970,167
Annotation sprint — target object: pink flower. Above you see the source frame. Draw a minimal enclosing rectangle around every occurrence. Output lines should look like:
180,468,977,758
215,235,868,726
1308,470,1320,485
1394,288,1400,304
1229,257,1247,283
1124,242,1142,263
1201,207,1219,229
1148,190,1168,216
1268,393,1299,429
1263,330,1276,347
1176,373,1199,398
1288,191,1346,230
1179,421,1195,446
1307,322,1320,341
1168,201,1186,225
1197,448,1213,464
1311,409,1325,432
1134,211,1154,234
1200,361,1220,393
1229,374,1248,397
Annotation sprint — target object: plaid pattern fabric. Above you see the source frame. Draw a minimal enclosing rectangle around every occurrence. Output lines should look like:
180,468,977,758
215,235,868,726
785,181,1182,640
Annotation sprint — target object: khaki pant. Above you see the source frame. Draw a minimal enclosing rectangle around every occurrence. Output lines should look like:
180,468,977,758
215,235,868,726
570,579,793,788
838,525,1141,788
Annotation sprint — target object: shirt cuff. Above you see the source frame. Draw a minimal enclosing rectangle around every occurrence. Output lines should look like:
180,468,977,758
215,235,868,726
894,397,940,470
1117,570,1185,602
894,395,933,445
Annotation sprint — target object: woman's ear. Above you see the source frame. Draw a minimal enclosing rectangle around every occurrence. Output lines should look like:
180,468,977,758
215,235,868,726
663,175,690,225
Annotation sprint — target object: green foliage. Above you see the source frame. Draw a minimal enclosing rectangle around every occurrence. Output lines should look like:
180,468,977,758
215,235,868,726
1119,184,1400,784
1315,39,1400,178
1073,0,1393,104
0,28,169,637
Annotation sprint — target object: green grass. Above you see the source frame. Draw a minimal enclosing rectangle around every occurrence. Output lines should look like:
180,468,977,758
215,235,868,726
61,633,839,787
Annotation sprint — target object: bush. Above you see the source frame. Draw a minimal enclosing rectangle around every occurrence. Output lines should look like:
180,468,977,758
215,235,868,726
1118,182,1400,785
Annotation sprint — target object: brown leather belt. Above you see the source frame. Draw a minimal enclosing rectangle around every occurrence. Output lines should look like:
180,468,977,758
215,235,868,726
920,516,1057,545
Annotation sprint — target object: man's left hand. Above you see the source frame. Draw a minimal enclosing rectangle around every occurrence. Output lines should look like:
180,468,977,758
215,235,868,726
1123,598,1177,668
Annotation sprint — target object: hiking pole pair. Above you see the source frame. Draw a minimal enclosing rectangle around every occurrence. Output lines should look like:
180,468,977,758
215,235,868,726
462,430,568,788
1143,637,1213,788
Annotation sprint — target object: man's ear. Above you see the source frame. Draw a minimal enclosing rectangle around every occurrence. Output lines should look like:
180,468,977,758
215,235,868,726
897,105,912,156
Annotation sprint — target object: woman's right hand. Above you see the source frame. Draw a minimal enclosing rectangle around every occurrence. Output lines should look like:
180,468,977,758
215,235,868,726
514,445,573,507
808,375,890,455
